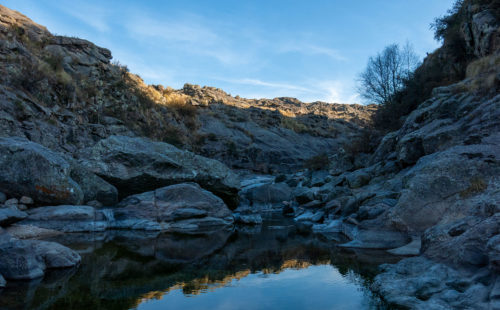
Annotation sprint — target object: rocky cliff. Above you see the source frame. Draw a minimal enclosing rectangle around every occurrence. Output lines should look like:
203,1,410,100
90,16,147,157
272,1,500,308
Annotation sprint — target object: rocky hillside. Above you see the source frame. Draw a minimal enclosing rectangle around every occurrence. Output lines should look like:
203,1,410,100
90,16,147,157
0,4,375,174
268,0,500,308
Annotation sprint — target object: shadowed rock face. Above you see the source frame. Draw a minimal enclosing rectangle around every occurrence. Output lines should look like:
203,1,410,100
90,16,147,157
77,135,241,208
113,183,234,233
0,137,83,205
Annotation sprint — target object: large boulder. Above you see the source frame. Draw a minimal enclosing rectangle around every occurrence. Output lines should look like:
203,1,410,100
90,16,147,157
345,169,371,189
0,137,83,205
421,214,500,269
383,144,500,233
244,182,292,211
0,239,80,280
112,183,234,233
78,136,240,208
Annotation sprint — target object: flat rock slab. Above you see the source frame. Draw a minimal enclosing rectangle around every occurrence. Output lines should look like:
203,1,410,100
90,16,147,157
6,224,63,239
0,206,27,226
21,205,107,232
338,229,409,249
387,237,421,256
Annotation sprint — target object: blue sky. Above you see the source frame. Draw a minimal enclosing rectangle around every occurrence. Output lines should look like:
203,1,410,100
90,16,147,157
4,0,455,103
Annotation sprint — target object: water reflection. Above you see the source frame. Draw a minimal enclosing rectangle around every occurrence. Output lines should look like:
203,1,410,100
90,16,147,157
0,216,400,310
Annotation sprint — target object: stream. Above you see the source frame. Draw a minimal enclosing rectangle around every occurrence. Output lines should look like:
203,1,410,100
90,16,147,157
0,215,401,310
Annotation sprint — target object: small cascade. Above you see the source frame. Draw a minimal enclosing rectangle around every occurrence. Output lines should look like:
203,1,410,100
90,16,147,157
101,208,115,223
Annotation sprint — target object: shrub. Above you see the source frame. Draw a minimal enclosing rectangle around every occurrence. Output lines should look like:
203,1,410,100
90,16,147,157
161,125,184,147
304,153,330,171
344,130,380,156
11,59,46,92
226,141,238,156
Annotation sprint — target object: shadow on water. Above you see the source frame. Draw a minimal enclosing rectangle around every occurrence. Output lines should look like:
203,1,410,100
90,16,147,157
0,215,402,310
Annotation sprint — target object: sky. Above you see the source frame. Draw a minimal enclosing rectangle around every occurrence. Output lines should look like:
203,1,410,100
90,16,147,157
3,0,455,104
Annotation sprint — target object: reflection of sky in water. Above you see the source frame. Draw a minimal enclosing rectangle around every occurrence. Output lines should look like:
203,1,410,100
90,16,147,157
137,265,373,310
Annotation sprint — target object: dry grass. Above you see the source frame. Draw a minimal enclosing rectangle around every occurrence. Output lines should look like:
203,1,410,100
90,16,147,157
460,176,488,198
466,53,500,78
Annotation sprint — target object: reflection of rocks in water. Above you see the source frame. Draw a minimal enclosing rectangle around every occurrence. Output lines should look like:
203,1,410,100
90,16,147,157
0,219,400,309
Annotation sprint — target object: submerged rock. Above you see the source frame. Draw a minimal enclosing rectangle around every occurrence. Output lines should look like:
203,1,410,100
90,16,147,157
234,213,263,225
78,135,240,208
19,196,33,205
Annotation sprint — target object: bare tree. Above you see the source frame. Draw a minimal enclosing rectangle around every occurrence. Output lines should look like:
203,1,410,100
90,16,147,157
358,43,420,105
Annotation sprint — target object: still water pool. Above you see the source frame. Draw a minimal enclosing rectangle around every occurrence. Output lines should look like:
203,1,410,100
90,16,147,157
0,216,399,310
138,265,380,310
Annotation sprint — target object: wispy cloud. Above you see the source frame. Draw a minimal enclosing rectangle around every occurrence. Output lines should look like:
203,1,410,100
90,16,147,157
127,14,218,44
278,43,347,61
214,77,360,104
314,80,360,104
123,13,253,65
223,78,310,92
58,4,111,32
